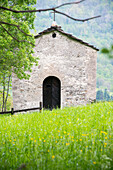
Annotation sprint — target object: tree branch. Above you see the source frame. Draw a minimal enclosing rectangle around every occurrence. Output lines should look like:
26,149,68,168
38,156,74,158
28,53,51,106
0,21,32,37
0,6,54,13
0,24,34,46
55,0,85,9
0,3,101,23
54,9,101,22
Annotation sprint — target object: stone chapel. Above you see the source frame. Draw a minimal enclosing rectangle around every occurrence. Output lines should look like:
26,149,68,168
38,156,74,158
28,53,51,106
12,24,99,110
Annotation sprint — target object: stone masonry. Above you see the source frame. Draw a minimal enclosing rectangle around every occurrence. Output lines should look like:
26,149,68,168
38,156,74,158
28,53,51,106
12,26,98,110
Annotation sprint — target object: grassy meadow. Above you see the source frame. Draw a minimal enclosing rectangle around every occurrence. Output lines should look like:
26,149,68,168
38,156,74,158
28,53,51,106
0,102,113,169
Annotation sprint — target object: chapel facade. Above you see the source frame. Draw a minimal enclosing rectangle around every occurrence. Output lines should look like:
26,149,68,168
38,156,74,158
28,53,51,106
12,25,99,110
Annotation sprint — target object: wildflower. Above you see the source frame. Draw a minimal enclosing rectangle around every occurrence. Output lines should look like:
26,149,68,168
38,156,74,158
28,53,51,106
14,139,16,141
105,137,107,139
101,131,107,135
3,142,5,144
92,133,93,135
66,143,70,146
44,140,46,142
93,162,96,164
80,150,82,152
9,150,11,152
13,142,15,144
104,143,107,145
82,134,87,136
34,140,36,142
58,130,60,132
67,133,70,135
72,136,74,139
61,136,62,138
55,141,57,143
9,140,11,142
39,138,41,141
64,131,66,134
86,146,88,148
101,149,102,151
48,150,49,152
4,128,6,130
80,139,82,141
52,155,55,159
31,138,33,140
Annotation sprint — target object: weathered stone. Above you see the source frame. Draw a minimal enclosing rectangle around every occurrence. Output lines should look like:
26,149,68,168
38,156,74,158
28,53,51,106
12,26,98,110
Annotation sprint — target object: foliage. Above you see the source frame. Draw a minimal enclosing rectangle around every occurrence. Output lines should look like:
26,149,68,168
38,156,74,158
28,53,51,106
0,102,113,169
0,0,38,79
96,89,113,101
0,0,38,110
0,91,12,111
101,45,113,59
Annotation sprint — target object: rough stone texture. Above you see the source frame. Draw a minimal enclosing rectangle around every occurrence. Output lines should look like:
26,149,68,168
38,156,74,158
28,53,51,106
12,30,97,110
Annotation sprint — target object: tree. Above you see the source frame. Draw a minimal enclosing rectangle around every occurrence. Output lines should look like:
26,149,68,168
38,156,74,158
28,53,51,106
0,0,38,111
0,0,101,111
96,90,104,101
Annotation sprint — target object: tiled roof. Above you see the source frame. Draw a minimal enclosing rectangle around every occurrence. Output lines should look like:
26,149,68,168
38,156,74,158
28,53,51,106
34,26,99,51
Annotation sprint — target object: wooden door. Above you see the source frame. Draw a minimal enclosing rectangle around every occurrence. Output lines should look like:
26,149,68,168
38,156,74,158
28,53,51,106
43,76,61,109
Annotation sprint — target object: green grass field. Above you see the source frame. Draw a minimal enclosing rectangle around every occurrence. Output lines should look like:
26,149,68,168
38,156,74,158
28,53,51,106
0,102,113,170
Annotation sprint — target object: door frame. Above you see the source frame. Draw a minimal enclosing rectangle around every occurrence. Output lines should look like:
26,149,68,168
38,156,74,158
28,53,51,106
43,76,61,109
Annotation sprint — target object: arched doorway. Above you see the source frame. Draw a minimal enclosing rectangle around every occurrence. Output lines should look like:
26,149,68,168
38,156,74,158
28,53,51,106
43,76,61,109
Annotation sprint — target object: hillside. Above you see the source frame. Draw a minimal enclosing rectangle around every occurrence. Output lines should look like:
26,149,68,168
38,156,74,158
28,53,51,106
34,0,113,95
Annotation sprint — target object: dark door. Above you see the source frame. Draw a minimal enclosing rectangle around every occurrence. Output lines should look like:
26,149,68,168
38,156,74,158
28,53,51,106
43,76,61,109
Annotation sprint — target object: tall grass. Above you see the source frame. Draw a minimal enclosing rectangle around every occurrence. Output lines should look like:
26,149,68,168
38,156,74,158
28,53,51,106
0,102,113,169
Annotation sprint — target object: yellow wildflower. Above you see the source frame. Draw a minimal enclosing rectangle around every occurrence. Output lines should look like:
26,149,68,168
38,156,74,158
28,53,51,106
31,138,33,140
44,140,46,142
39,138,41,141
55,141,57,143
34,140,36,142
52,155,55,159
101,149,102,151
66,143,70,146
72,136,74,138
80,150,82,152
61,136,62,138
105,137,107,139
80,139,82,141
58,130,60,132
104,143,107,145
48,150,49,152
9,140,11,142
14,139,16,141
82,134,87,136
64,131,66,134
93,162,96,164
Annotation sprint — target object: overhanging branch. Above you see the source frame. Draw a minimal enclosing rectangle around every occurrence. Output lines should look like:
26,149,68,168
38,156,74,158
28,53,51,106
0,21,32,37
55,0,85,9
0,24,34,46
54,10,101,22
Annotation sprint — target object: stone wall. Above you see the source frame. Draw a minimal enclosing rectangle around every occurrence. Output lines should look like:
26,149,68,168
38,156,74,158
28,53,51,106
12,31,97,110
